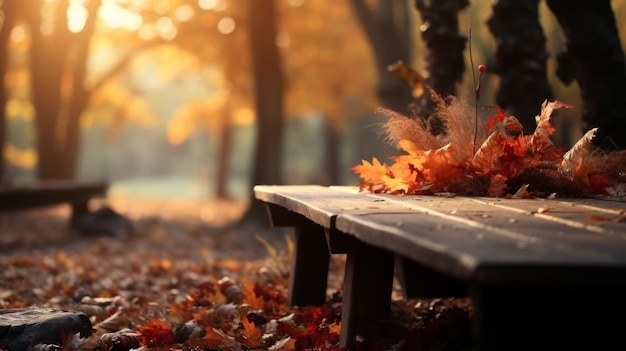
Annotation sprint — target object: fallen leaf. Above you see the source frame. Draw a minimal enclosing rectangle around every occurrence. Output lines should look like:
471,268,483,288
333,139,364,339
137,319,175,347
587,215,611,221
240,316,263,348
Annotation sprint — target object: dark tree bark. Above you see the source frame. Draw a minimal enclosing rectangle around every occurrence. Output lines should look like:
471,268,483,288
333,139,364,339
0,1,17,183
413,0,468,135
242,0,285,222
487,0,553,133
415,0,468,98
546,0,626,149
350,0,415,115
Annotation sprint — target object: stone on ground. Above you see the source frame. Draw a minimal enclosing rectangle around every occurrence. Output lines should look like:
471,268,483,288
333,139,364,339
0,308,92,351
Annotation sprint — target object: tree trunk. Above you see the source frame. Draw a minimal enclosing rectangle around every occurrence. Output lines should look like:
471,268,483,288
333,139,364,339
546,0,626,149
487,0,553,133
350,0,414,116
24,0,100,180
0,1,16,182
415,0,468,98
242,0,285,223
215,118,233,199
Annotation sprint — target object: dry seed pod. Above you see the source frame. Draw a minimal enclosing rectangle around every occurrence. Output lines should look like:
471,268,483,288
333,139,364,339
99,329,140,351
218,277,244,304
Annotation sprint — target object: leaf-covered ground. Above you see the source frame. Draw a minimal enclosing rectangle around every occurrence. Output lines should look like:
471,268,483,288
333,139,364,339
0,198,472,351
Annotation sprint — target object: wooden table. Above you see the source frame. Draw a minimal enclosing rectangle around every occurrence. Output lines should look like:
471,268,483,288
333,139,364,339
254,185,626,350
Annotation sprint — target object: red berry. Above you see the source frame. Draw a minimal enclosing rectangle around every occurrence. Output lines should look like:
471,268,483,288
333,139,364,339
478,64,487,73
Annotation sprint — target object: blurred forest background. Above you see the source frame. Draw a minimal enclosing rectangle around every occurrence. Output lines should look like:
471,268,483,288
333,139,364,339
3,0,626,202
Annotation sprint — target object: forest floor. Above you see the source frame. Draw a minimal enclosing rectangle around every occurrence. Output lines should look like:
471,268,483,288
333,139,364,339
0,197,472,351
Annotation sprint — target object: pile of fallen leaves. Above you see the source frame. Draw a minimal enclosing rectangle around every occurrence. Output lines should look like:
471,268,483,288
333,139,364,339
0,201,472,351
353,96,626,199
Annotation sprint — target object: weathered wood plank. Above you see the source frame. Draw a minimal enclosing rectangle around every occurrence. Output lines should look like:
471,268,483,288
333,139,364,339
257,185,626,283
342,191,626,254
255,185,420,226
360,192,626,236
335,211,626,284
466,197,626,236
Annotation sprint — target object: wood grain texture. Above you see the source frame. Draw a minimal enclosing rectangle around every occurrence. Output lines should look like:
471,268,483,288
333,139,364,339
255,185,626,284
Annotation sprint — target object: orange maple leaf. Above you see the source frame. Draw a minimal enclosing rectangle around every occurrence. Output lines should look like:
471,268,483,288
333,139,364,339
398,139,423,156
388,160,414,180
381,175,409,194
352,157,388,185
240,316,263,348
243,283,265,311
420,146,464,185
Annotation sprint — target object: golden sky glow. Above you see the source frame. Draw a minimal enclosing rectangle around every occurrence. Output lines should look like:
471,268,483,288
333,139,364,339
97,1,143,31
198,0,228,12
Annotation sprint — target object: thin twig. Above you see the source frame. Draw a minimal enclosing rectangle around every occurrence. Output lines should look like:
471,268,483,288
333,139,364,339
469,25,478,154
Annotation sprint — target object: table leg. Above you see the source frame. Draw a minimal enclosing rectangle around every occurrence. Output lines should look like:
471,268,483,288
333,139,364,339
288,221,330,307
339,241,394,348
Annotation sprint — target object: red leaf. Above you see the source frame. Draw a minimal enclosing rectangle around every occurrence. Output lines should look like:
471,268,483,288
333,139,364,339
589,172,612,195
485,105,507,130
500,137,528,177
588,215,611,221
294,325,341,351
137,319,174,347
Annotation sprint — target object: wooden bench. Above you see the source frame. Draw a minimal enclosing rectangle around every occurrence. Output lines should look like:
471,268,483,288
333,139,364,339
254,185,626,350
0,180,109,225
